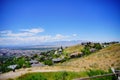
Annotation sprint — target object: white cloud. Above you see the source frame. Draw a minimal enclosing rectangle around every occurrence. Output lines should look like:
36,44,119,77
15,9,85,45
6,32,35,37
0,30,12,34
0,28,44,37
21,28,44,33
0,34,77,46
0,35,52,45
72,34,77,37
0,28,79,46
0,30,12,36
53,34,69,40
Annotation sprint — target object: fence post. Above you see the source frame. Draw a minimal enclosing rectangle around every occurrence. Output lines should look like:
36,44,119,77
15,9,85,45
111,67,120,80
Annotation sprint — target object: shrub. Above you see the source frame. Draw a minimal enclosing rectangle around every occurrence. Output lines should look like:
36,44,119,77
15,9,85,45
44,59,53,66
93,43,102,50
81,46,91,55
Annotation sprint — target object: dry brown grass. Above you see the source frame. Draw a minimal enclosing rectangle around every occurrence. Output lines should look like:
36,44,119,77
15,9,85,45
64,44,84,54
58,44,120,71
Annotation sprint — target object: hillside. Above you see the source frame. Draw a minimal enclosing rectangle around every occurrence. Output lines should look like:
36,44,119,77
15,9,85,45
57,44,120,71
64,44,84,54
0,43,120,80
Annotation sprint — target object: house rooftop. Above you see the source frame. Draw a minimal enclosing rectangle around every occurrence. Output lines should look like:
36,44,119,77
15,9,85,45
31,63,45,67
52,58,62,62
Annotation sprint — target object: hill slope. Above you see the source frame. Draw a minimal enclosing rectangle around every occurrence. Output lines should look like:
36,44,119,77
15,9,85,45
0,44,120,80
58,44,120,71
64,44,84,54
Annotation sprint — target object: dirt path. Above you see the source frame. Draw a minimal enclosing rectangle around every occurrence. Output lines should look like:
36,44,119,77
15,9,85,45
0,70,62,80
0,66,80,80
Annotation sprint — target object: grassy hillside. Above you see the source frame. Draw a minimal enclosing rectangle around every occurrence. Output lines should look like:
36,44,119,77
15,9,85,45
64,44,84,54
58,44,120,71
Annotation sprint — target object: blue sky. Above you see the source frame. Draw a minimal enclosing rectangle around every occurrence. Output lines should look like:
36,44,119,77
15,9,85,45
0,0,120,46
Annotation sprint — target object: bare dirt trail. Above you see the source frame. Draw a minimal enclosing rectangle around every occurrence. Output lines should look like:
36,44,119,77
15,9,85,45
0,66,80,80
0,69,63,80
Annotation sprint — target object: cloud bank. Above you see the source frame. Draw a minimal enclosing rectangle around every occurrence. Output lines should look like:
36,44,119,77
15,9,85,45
0,28,44,37
0,28,78,46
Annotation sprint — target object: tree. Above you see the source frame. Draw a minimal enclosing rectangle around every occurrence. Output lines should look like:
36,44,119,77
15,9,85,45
15,57,30,68
93,43,102,50
39,56,45,62
44,59,53,66
81,46,91,55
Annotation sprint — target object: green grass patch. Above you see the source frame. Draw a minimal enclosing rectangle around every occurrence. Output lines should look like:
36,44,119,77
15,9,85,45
15,69,118,80
86,69,117,80
16,71,87,80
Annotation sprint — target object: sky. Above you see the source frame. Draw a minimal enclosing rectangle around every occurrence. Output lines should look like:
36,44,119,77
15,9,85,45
0,0,120,46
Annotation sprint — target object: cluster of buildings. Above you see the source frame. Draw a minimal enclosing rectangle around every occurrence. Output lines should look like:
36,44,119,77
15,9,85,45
0,49,41,57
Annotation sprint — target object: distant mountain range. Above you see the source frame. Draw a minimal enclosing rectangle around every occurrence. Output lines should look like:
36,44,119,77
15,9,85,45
19,40,85,49
42,40,85,47
0,40,86,48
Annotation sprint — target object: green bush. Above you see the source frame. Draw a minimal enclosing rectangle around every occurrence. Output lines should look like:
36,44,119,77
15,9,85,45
39,56,45,62
93,43,102,50
81,46,91,55
0,56,31,73
44,59,53,66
